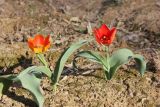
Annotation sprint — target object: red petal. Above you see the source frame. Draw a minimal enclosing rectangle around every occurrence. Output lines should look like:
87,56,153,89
99,24,110,36
94,29,102,44
33,34,45,47
109,27,117,43
28,38,34,51
44,35,50,46
43,35,50,52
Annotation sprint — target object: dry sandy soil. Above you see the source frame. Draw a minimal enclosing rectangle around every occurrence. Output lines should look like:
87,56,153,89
0,0,160,107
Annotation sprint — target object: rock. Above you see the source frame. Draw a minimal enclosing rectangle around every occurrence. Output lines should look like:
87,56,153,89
70,17,81,23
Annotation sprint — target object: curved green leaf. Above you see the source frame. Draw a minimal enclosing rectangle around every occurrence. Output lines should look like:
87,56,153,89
74,50,110,71
52,40,89,89
17,66,45,107
18,66,38,76
108,48,134,80
0,74,17,81
31,66,52,78
19,66,51,78
0,74,17,96
108,48,146,80
0,78,12,96
133,54,146,76
75,51,102,62
0,66,51,106
18,73,44,107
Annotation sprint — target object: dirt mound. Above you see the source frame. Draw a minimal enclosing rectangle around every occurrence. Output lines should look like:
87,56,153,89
101,0,160,34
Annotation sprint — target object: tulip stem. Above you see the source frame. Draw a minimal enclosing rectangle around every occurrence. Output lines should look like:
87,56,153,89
107,45,110,57
36,53,48,67
105,45,110,72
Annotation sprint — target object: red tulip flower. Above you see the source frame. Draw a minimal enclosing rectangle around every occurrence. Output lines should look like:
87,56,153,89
28,34,50,53
94,24,117,45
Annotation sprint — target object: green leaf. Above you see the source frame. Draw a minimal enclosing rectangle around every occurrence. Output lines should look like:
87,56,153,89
0,78,12,96
18,66,38,76
108,48,134,80
0,65,51,106
74,50,109,70
133,54,146,76
52,40,89,89
36,53,48,67
75,50,102,63
31,66,52,78
108,48,146,80
0,74,17,81
18,73,44,107
17,66,45,107
19,66,51,78
0,74,17,96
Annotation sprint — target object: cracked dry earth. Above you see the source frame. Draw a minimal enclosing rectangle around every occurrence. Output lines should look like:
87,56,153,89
0,0,160,107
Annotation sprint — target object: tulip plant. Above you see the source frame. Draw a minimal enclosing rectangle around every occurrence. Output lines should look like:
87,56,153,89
52,24,146,89
0,34,52,107
0,34,88,107
73,24,146,80
0,24,146,107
